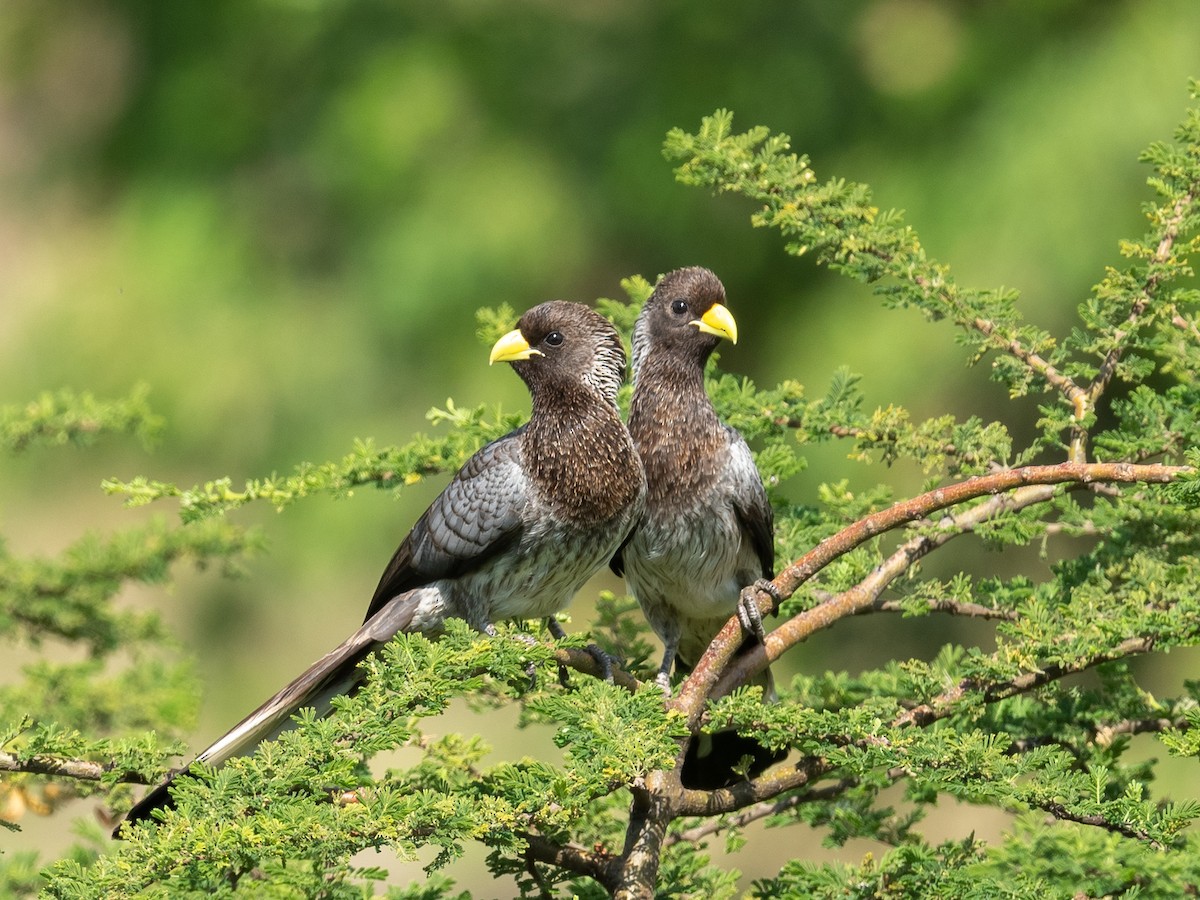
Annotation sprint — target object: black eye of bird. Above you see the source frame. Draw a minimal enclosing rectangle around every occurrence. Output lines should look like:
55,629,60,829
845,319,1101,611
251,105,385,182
544,331,564,347
670,299,689,315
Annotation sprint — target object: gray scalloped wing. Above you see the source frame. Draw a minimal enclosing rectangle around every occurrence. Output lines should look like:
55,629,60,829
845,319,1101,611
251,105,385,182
363,432,528,622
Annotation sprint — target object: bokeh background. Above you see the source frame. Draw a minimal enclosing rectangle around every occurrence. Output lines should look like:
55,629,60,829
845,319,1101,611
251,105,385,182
4,0,1200,890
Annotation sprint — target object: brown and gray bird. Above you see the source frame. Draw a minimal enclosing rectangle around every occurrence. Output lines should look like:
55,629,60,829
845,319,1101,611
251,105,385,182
120,301,645,829
613,266,782,789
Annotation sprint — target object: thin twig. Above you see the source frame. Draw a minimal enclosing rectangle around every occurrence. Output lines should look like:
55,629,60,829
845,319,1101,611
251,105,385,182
894,636,1157,729
1089,191,1194,407
968,313,1085,404
865,597,1019,621
1039,801,1157,844
0,751,149,784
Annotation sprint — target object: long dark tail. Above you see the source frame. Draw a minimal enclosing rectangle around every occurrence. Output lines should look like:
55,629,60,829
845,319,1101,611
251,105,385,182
117,592,422,832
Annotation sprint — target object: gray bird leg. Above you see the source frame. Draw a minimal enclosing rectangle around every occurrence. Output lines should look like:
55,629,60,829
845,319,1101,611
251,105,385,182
656,624,680,691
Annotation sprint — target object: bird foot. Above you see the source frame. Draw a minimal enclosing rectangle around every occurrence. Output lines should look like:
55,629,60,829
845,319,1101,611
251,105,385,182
737,579,780,642
544,617,615,684
557,642,616,687
585,642,615,683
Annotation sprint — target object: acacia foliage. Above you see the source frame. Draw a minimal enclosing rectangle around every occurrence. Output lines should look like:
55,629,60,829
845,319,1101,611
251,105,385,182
4,86,1200,898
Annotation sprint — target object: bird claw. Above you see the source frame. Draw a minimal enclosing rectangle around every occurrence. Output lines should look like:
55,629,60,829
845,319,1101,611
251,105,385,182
756,577,784,606
544,617,615,684
738,579,779,642
586,643,615,683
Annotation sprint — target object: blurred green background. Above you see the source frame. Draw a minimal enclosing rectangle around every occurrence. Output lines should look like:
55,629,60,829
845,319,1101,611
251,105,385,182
4,0,1199,887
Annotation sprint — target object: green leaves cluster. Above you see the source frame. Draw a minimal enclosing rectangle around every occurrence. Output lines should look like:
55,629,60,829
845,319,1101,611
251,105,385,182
103,408,524,522
0,388,260,870
0,387,163,454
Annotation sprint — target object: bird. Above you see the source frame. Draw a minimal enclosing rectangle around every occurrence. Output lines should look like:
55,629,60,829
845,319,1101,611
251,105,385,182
612,266,784,790
119,300,645,830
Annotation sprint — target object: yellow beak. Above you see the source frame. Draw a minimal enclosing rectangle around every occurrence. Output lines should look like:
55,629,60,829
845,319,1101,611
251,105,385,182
489,328,542,365
691,303,738,344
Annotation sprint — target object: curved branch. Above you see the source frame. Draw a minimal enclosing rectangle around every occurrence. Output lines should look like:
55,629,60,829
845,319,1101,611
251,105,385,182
522,832,619,893
674,462,1188,724
714,482,1059,697
667,772,878,845
675,757,828,817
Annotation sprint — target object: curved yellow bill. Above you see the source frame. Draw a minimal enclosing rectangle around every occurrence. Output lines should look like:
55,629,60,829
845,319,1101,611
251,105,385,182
489,328,542,365
691,302,738,344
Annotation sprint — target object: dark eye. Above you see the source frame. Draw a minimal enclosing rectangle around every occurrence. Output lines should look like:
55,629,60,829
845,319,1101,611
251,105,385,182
544,331,564,347
670,299,688,315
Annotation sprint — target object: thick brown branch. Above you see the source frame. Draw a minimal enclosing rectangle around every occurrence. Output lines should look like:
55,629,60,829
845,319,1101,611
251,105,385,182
666,773,872,845
523,832,618,893
613,778,674,900
675,757,829,818
715,483,1058,696
675,462,1187,725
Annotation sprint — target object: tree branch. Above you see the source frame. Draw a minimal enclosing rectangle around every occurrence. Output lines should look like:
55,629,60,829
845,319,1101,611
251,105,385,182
966,311,1085,403
1171,312,1200,343
1088,191,1194,407
894,636,1158,729
0,750,149,784
864,597,1019,621
1038,801,1158,844
522,832,619,894
1094,714,1191,746
666,772,879,846
556,646,641,693
613,777,675,900
675,462,1187,725
675,757,829,818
